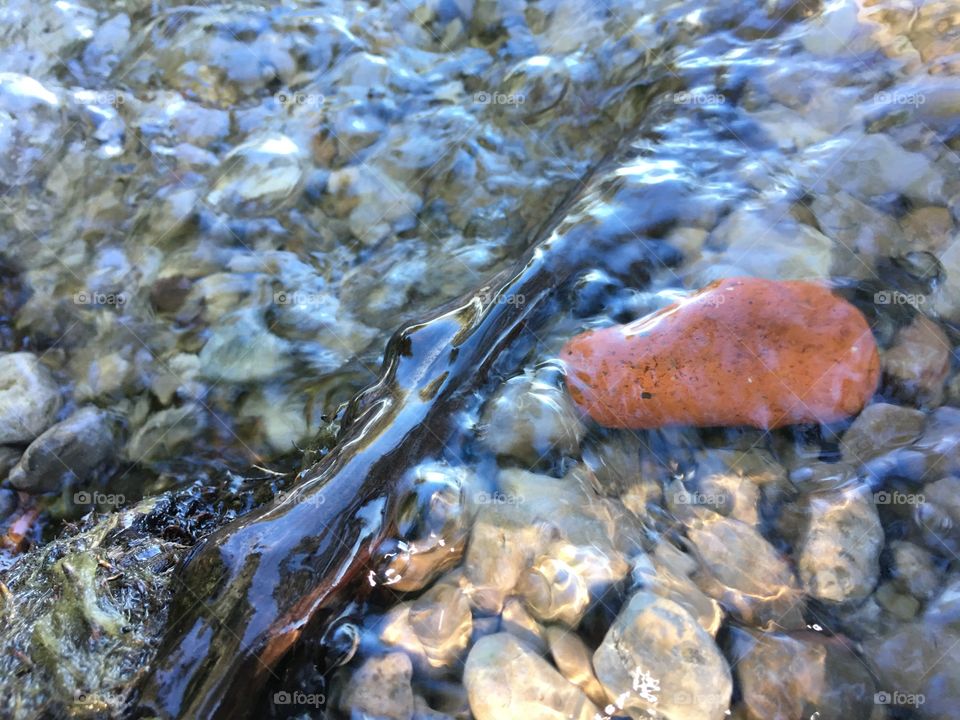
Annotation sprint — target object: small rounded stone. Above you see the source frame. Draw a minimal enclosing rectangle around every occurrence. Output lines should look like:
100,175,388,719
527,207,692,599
561,277,880,429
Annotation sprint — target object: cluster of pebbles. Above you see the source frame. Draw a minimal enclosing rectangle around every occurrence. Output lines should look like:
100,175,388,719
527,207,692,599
332,1,960,716
0,0,667,514
0,0,958,717
334,359,960,720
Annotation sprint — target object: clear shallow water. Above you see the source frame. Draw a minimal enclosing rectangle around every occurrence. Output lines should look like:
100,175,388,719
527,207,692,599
0,0,959,718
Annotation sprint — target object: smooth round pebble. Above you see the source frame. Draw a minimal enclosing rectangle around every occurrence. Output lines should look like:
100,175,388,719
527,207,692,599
0,352,63,444
561,277,880,429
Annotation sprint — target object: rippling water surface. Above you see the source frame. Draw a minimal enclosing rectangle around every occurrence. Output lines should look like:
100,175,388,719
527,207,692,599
0,0,959,718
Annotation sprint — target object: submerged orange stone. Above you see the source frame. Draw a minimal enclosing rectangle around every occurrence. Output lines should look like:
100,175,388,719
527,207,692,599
561,277,880,430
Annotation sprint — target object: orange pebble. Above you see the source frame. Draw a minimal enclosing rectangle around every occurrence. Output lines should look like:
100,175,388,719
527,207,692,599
561,277,880,429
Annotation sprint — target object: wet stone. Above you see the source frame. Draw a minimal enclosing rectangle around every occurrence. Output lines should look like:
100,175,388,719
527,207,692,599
914,475,960,554
464,633,599,720
197,309,293,383
327,166,422,246
932,237,960,323
889,540,941,601
810,191,902,277
839,402,925,466
865,621,960,720
0,352,63,445
0,73,64,184
238,387,320,454
500,597,547,654
206,134,305,215
408,580,473,670
901,206,955,254
149,275,194,314
803,132,945,205
882,315,952,408
380,465,469,594
8,407,114,494
691,212,834,283
0,487,17,521
797,485,884,604
545,626,608,707
562,278,879,430
463,468,631,616
519,542,628,628
728,627,877,720
81,13,130,78
480,367,585,466
582,434,663,518
593,591,732,720
684,510,803,629
377,603,433,675
925,576,960,626
898,406,960,481
463,508,549,615
124,405,207,464
631,549,724,637
875,581,920,620
671,447,784,526
149,353,202,406
800,0,871,57
0,446,20,484
339,652,415,720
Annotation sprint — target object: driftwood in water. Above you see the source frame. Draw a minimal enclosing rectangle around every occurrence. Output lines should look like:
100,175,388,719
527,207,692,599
132,64,696,709
136,216,588,718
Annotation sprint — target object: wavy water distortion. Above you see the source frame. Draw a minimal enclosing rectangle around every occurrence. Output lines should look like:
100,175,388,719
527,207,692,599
135,140,647,718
